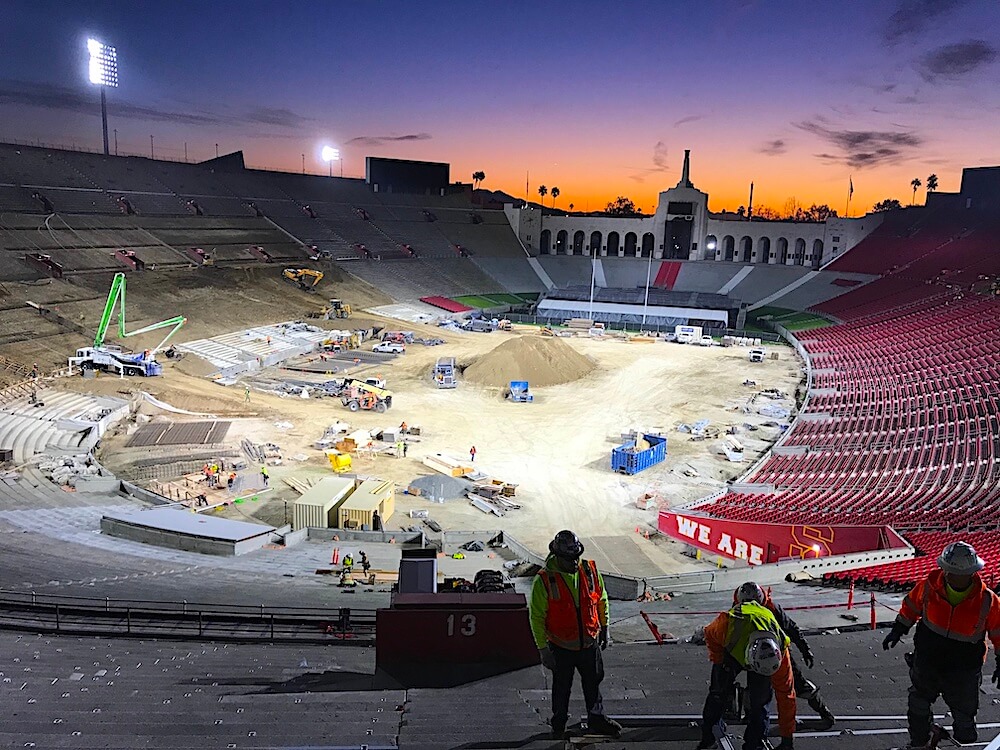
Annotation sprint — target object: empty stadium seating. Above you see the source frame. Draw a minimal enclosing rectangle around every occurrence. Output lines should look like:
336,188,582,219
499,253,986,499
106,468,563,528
692,208,1000,587
0,142,543,299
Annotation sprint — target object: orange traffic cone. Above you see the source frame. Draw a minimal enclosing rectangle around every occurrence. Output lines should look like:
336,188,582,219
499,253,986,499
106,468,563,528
332,547,340,565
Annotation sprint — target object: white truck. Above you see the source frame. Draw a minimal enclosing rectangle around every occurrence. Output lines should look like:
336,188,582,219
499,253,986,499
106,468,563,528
748,348,766,363
373,341,405,354
675,324,703,344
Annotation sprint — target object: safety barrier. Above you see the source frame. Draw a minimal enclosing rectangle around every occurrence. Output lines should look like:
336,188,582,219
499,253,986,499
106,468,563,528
0,588,375,643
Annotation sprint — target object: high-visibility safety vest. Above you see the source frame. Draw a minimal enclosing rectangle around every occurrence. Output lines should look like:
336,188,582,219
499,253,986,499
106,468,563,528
898,570,1000,658
538,559,603,651
723,601,790,667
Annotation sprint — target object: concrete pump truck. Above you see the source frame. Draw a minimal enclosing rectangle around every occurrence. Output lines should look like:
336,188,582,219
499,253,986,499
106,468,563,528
68,272,186,377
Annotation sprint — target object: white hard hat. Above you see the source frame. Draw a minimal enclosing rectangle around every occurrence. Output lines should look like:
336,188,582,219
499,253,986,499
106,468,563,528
746,634,782,676
938,541,985,575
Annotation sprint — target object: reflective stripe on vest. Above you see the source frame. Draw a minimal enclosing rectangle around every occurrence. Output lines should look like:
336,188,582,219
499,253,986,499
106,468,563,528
915,571,996,643
919,583,993,643
539,560,602,650
724,601,787,666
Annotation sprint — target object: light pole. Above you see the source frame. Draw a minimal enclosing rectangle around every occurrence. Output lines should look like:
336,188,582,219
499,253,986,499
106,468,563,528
322,146,341,177
87,38,118,156
641,246,654,325
588,241,597,322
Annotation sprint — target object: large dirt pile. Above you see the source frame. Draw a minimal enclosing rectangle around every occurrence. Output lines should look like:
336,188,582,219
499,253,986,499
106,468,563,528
464,335,595,388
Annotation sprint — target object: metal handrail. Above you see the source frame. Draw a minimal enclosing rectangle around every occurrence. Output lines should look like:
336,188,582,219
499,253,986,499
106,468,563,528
0,588,376,619
0,591,376,643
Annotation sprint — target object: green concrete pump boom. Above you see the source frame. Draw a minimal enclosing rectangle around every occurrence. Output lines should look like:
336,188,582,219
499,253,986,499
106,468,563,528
94,272,186,353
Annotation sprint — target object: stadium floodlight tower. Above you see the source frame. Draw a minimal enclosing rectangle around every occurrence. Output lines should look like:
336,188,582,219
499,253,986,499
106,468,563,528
322,146,342,177
87,38,118,156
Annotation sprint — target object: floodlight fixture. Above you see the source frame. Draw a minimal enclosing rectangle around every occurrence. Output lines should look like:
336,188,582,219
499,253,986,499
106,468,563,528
87,38,118,156
706,240,717,250
321,146,342,177
88,38,119,87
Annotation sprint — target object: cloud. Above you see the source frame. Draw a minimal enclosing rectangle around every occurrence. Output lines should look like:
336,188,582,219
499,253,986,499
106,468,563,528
917,39,998,82
673,115,704,127
345,133,431,146
652,141,668,170
627,141,670,183
244,106,311,128
795,118,923,168
758,139,787,156
0,78,228,126
883,0,967,44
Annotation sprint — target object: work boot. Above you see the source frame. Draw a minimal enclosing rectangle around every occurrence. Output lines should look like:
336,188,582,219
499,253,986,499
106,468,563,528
549,718,566,740
809,695,836,730
586,715,622,737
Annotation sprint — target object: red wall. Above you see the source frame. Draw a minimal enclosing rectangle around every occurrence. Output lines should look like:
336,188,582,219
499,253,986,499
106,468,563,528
659,511,908,565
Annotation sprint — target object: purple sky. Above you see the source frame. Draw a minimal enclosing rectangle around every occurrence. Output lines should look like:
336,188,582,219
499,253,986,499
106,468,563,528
2,0,999,211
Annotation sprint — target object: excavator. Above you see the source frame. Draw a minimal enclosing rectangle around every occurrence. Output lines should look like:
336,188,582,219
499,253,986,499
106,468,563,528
282,268,324,291
340,379,393,413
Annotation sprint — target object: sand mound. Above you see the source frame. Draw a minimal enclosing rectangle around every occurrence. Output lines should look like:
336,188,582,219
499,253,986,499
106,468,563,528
464,335,595,388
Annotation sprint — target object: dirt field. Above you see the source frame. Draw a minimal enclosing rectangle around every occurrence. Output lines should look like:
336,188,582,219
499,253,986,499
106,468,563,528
2,266,803,577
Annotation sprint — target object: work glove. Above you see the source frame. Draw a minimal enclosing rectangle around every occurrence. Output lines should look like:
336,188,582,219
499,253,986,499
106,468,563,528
882,623,906,650
538,647,556,671
799,643,815,669
993,663,1000,688
599,626,610,650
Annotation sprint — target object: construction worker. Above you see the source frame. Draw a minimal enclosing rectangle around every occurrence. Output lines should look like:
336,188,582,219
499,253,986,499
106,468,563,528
529,530,621,740
699,595,796,750
260,466,269,486
470,445,477,462
402,442,408,458
400,421,408,434
735,582,836,729
227,472,236,490
883,541,1000,746
342,552,354,570
360,551,371,576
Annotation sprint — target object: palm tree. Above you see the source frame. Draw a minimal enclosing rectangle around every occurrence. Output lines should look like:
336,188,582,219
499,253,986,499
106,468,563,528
537,185,547,205
471,170,485,189
551,186,560,207
926,173,938,193
910,177,922,205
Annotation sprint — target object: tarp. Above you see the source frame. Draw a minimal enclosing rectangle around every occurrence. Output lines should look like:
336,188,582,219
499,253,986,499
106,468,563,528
658,510,909,565
140,392,217,418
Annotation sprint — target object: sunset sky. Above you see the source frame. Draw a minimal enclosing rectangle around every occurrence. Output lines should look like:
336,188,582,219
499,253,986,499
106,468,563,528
2,0,999,214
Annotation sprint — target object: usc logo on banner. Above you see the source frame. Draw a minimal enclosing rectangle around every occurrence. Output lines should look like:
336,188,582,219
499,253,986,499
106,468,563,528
788,526,835,559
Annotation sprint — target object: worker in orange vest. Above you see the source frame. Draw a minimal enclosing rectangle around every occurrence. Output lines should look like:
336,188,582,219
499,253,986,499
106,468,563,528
735,582,835,728
529,530,621,740
883,541,1000,746
699,595,796,750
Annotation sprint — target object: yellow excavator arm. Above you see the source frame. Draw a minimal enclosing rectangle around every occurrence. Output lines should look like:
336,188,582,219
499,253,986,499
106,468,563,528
282,268,324,288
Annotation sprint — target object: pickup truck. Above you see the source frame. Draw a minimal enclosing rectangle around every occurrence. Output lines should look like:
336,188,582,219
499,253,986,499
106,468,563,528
373,342,405,354
748,348,766,363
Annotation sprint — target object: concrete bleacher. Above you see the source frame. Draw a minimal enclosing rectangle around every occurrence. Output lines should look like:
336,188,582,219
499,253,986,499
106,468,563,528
0,389,128,464
0,142,567,299
0,625,980,750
